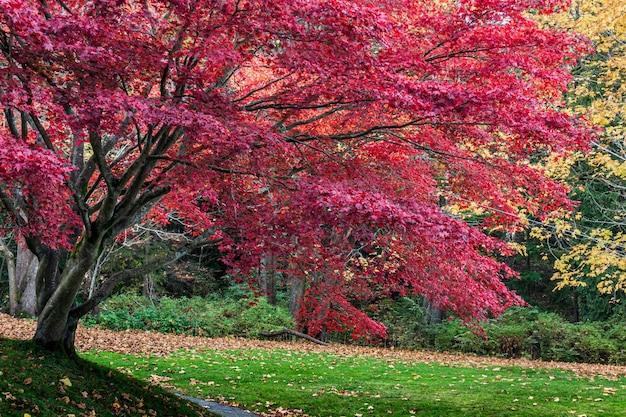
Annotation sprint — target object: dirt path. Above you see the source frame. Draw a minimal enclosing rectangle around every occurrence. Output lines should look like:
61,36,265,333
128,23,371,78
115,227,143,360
3,313,626,380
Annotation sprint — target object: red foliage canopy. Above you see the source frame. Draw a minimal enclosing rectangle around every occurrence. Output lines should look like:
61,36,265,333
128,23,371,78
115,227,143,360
0,0,592,339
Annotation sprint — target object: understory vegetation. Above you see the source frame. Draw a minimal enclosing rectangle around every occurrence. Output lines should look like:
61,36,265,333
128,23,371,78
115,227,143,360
82,292,294,339
84,291,626,366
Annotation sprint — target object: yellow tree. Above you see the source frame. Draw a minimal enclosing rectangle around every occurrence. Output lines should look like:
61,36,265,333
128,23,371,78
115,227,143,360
537,1,626,310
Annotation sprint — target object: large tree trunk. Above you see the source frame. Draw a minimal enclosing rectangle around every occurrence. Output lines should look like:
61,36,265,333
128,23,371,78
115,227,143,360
29,232,205,356
32,241,99,356
572,291,580,323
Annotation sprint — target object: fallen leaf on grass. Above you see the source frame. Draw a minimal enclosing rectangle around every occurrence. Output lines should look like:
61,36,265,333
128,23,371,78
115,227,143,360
4,312,626,379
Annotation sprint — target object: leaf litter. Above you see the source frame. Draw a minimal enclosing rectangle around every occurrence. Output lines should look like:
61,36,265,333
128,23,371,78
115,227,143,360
2,313,626,379
3,313,626,417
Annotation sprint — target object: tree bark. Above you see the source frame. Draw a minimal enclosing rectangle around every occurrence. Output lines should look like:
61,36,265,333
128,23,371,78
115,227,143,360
32,240,99,356
15,242,38,317
260,254,277,305
0,237,17,316
289,277,305,315
572,291,580,323
423,298,443,325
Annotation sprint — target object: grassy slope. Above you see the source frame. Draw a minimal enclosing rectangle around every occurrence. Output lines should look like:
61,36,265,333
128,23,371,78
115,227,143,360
84,347,626,417
3,317,626,417
0,338,212,417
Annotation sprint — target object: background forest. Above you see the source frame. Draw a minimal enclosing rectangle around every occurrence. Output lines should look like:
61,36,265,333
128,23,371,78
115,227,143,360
2,1,626,364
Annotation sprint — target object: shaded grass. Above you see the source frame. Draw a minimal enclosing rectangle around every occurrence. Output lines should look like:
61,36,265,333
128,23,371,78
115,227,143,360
0,338,212,417
84,347,626,417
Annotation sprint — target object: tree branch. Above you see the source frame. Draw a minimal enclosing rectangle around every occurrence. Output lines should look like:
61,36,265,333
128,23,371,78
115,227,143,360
260,328,329,345
109,186,170,237
232,73,294,103
0,188,26,226
244,99,355,112
281,105,350,132
285,117,430,143
3,108,20,138
69,233,220,319
89,130,117,191
29,113,55,151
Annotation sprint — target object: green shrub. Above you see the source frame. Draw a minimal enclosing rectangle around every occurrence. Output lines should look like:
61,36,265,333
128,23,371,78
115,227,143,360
370,297,430,349
85,294,626,366
375,304,626,365
83,294,294,338
239,298,294,337
432,320,464,351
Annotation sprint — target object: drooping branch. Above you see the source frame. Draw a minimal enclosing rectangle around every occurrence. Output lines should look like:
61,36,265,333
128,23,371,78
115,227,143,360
281,105,351,132
244,99,354,112
232,72,295,103
381,131,492,165
148,154,259,176
0,188,26,227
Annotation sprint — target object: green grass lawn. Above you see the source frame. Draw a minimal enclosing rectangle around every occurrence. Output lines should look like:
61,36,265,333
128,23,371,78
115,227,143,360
84,347,626,417
0,338,211,417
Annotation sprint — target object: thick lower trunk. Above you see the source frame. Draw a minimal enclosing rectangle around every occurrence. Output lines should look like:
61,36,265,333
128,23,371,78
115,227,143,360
34,313,79,357
35,250,62,314
32,243,98,356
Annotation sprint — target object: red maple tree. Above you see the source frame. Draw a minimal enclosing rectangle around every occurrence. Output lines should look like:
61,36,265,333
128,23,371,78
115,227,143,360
0,0,592,353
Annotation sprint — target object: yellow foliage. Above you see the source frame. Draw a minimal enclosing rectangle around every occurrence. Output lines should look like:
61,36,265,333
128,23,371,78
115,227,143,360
537,1,626,295
507,242,527,257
